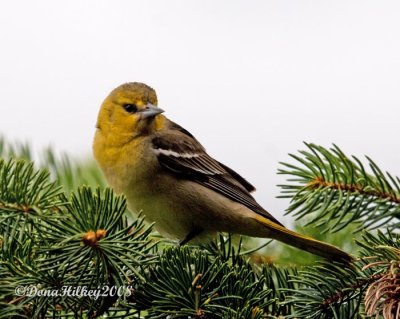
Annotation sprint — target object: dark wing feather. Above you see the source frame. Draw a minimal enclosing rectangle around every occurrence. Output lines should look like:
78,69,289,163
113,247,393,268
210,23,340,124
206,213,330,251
167,121,255,192
217,161,256,192
152,129,284,227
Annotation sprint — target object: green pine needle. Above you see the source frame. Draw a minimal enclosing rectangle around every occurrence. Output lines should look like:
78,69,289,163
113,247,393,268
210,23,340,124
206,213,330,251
278,143,400,233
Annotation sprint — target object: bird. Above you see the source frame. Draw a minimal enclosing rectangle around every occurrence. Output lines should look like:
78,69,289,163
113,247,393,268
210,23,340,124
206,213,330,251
93,82,351,261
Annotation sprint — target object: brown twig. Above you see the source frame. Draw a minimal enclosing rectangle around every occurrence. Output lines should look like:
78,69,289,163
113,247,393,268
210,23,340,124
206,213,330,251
308,176,400,204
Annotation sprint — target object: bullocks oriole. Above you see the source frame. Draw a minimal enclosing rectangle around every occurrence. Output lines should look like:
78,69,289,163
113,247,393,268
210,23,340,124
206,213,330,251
93,82,351,261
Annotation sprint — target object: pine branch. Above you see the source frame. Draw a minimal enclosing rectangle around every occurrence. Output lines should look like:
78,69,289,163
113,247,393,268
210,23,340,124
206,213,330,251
40,187,156,282
134,245,275,319
283,261,371,318
0,158,156,318
131,234,301,319
260,265,298,317
280,230,400,319
0,159,65,231
278,143,400,232
358,231,400,319
0,135,106,193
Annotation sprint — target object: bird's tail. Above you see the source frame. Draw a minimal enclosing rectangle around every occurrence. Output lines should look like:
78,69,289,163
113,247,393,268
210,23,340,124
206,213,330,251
254,216,352,262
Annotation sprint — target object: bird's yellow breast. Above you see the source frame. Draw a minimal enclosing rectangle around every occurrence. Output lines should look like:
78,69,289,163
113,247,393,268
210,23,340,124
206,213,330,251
93,131,150,193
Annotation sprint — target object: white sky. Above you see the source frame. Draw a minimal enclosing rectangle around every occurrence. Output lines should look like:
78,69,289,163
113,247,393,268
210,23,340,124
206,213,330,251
1,1,399,221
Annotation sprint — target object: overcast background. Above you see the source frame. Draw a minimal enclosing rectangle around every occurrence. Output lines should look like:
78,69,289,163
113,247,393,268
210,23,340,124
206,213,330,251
1,1,399,222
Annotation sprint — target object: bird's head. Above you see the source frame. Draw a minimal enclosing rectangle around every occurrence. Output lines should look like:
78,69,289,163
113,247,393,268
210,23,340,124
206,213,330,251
95,82,165,140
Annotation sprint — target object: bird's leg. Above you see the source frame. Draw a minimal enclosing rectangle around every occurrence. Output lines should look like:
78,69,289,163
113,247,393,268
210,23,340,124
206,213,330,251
179,227,204,246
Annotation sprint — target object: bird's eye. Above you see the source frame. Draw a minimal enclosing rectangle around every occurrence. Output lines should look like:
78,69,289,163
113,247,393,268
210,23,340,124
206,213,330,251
123,104,138,113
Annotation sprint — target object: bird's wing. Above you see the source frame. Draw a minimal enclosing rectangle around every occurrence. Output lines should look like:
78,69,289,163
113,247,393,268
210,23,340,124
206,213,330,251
216,161,256,192
151,128,284,227
167,121,256,192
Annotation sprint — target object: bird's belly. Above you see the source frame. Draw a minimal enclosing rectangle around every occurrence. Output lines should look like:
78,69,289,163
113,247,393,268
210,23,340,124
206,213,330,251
107,155,267,242
124,175,201,241
124,176,265,242
128,192,193,240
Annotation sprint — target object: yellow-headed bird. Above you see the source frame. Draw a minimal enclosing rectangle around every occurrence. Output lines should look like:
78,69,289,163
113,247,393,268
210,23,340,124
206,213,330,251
93,82,351,261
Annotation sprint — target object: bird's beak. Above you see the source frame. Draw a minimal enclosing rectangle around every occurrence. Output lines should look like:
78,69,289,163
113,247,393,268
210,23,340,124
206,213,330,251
139,103,165,119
